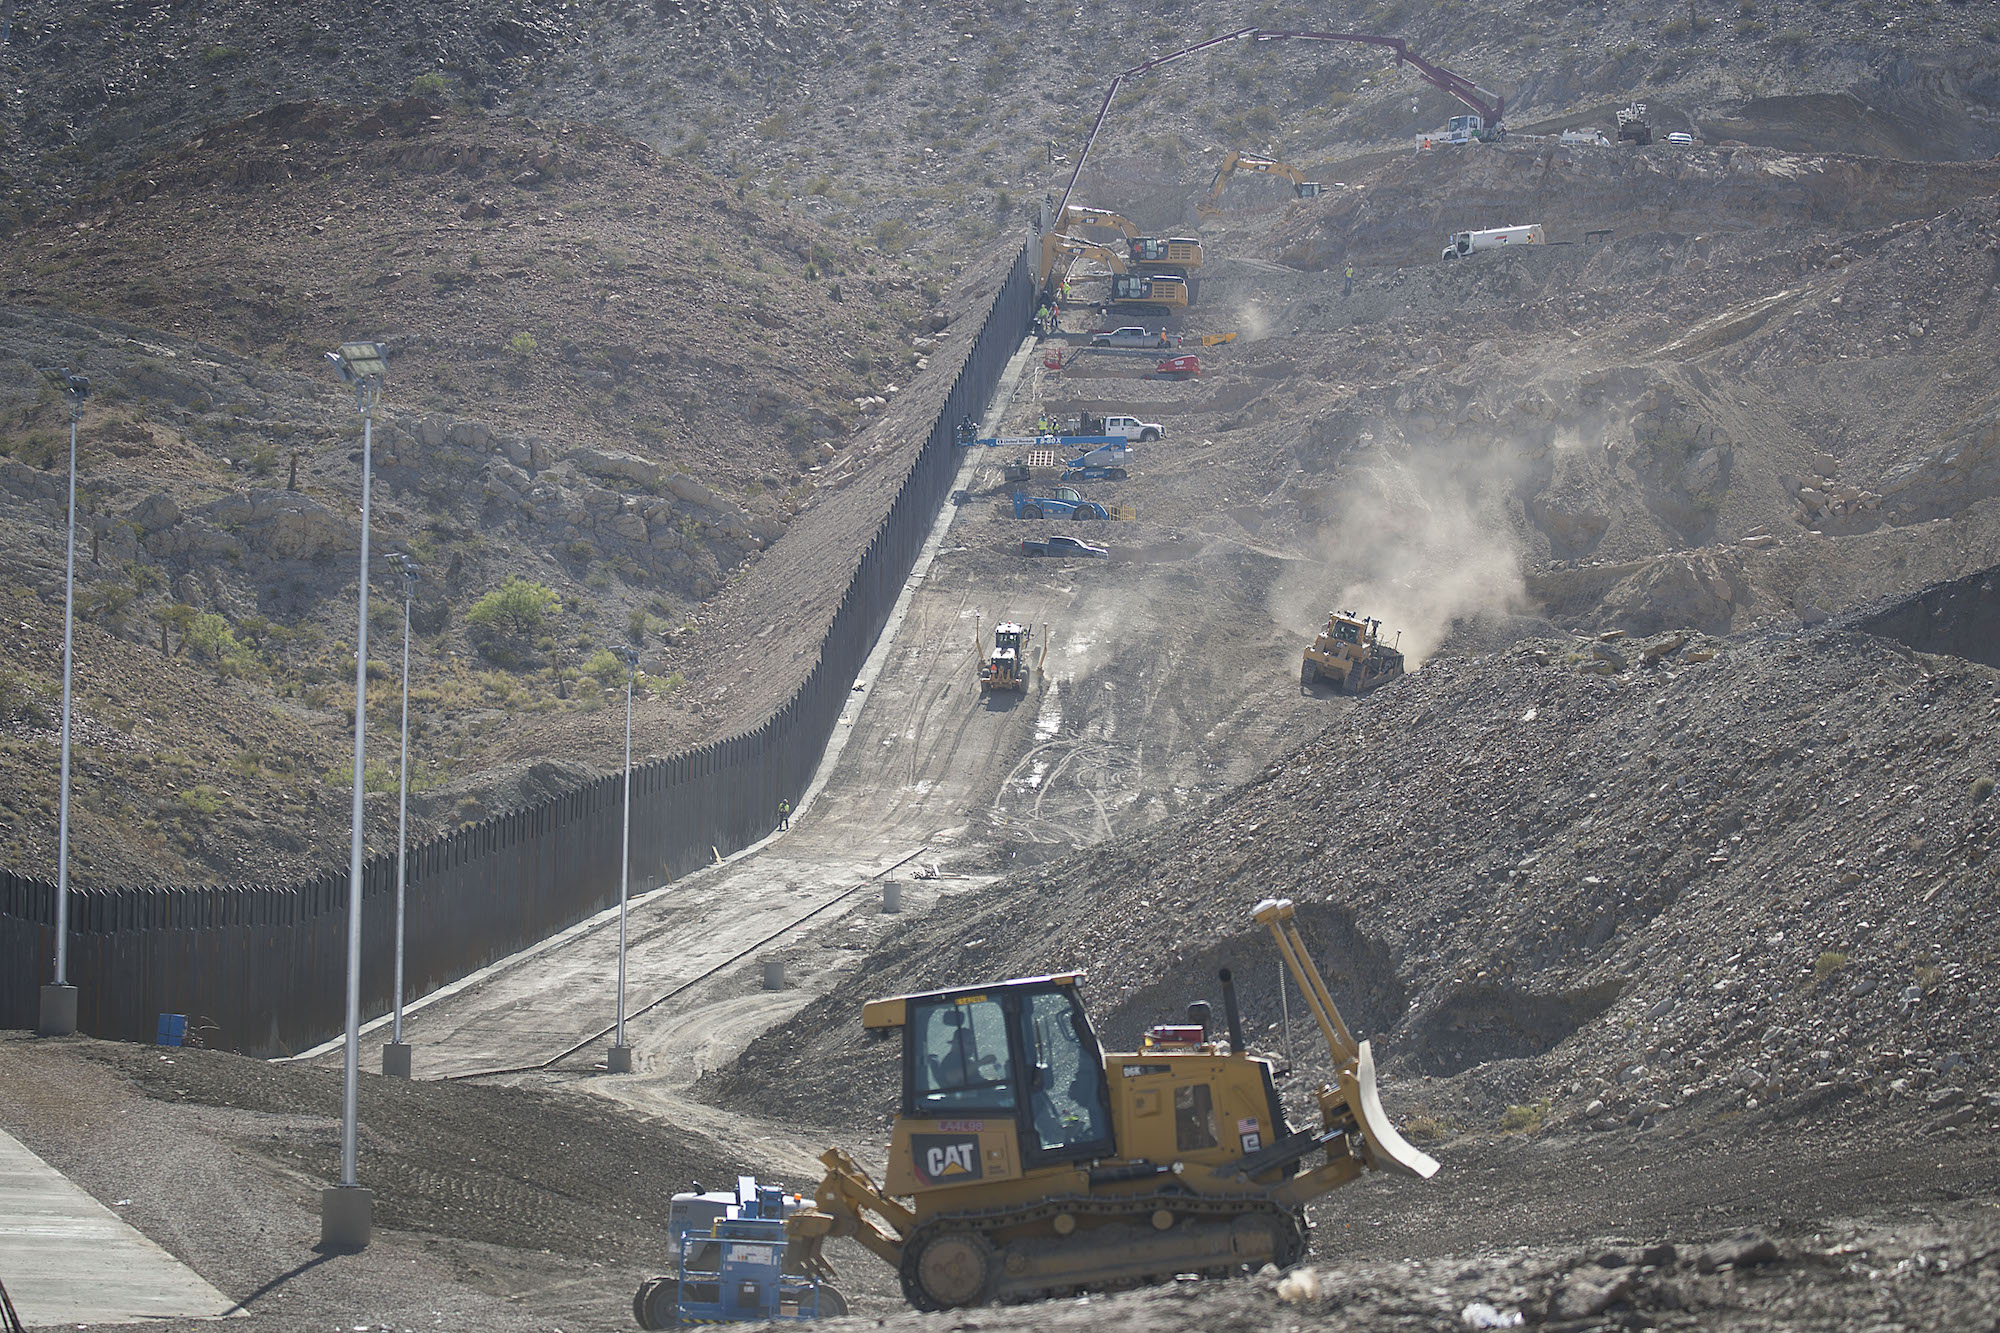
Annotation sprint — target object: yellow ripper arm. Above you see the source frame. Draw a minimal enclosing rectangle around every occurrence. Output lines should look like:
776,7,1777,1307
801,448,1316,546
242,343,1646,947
784,1148,914,1275
1255,897,1440,1182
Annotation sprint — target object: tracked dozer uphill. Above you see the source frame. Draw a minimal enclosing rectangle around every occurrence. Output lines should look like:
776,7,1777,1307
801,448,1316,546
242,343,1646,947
782,899,1438,1311
1301,611,1405,694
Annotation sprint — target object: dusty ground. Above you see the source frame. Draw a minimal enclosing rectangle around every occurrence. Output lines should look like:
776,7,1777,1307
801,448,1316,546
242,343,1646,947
6,1031,2000,1332
5,5,2000,1332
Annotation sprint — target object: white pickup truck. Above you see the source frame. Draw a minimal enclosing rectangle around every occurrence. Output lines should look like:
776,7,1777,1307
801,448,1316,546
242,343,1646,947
1072,412,1164,442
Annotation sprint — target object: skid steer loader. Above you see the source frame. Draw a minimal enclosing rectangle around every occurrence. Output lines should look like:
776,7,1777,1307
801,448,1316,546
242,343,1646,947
780,899,1437,1311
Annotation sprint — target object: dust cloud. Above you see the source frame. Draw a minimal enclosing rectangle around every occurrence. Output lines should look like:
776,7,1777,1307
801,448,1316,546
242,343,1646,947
1268,443,1529,667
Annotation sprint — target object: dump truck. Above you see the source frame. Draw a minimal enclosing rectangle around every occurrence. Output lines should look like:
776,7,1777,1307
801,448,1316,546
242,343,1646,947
1300,611,1405,694
977,619,1043,692
778,898,1438,1310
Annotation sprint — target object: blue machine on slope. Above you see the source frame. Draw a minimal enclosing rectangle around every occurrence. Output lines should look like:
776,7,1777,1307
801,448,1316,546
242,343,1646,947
632,1177,847,1327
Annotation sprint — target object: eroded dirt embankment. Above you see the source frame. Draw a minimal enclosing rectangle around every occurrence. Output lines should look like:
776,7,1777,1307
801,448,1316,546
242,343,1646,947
709,628,2000,1148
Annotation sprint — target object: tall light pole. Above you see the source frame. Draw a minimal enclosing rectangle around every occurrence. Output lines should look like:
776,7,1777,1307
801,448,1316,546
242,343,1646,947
35,367,89,1038
606,645,640,1075
322,340,387,1253
382,553,418,1080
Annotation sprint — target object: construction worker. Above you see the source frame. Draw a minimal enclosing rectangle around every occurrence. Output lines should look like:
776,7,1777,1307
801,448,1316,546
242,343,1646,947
1344,263,1354,297
777,798,791,831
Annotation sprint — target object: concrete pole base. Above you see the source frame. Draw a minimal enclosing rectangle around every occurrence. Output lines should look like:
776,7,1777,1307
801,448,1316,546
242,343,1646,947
762,959,785,991
319,1185,372,1252
381,1042,412,1078
37,984,78,1036
882,882,902,914
606,1044,634,1074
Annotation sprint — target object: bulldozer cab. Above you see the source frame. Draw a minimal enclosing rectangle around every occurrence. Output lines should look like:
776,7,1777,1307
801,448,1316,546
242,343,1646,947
899,979,1117,1171
1328,616,1362,646
864,977,1118,1199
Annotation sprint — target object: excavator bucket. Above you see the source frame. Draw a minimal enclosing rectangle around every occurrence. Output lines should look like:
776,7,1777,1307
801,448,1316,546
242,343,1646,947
1341,1041,1440,1179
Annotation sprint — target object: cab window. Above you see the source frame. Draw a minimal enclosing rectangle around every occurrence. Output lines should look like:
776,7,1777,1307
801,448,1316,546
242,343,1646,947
1018,990,1114,1162
910,997,1016,1113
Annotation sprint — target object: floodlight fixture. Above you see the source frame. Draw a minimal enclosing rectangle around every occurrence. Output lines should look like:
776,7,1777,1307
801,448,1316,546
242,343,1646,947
328,342,388,382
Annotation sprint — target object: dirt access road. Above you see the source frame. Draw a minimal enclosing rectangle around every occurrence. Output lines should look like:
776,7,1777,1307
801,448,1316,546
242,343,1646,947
330,297,1343,1098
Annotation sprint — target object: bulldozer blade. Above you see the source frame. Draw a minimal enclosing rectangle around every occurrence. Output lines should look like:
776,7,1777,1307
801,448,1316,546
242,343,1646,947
1343,1041,1440,1179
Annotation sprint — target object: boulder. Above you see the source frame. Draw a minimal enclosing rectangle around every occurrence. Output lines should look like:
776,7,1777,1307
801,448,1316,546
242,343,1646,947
130,491,182,532
573,447,663,488
1683,445,1725,497
447,420,493,450
667,473,730,511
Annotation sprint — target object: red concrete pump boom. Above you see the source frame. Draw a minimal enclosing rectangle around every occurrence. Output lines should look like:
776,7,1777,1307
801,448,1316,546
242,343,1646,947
1053,28,1504,229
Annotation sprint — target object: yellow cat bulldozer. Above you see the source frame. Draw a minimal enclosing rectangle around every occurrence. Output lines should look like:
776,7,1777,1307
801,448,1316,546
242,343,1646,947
977,618,1044,693
780,898,1438,1310
1301,611,1406,694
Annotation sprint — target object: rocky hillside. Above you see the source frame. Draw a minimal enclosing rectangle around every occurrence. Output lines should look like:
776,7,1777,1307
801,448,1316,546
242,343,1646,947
6,1,1998,243
711,617,2000,1150
0,102,953,885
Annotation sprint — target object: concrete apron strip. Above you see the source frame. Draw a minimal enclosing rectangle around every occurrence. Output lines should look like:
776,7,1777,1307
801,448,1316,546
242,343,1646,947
279,335,1042,1067
0,1126,238,1326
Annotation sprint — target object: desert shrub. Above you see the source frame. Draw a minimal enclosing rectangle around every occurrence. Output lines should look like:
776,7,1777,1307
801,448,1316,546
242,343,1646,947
411,72,449,98
585,648,631,687
176,784,226,819
1813,951,1849,983
184,612,257,677
1498,1101,1547,1133
1972,775,1996,804
467,576,560,637
466,576,561,665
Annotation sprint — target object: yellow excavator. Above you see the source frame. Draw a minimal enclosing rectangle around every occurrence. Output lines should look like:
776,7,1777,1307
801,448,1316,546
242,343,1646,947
1198,150,1327,217
1037,233,1191,313
1059,205,1205,275
977,618,1045,693
1301,611,1405,694
780,898,1438,1310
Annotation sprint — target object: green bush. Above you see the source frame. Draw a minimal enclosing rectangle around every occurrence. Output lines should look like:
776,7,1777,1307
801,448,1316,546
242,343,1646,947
585,648,631,687
184,612,257,677
176,784,226,820
411,72,449,98
466,576,561,638
1973,775,1996,804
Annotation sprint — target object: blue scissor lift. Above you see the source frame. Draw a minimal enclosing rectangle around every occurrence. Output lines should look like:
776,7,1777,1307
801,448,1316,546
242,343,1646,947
672,1179,835,1325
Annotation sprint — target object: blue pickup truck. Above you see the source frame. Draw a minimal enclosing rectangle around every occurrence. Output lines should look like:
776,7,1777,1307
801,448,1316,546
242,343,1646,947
1020,535,1109,559
1012,486,1110,520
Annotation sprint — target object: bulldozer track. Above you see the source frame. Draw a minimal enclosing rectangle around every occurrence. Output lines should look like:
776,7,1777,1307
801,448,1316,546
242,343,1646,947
898,1185,1308,1309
